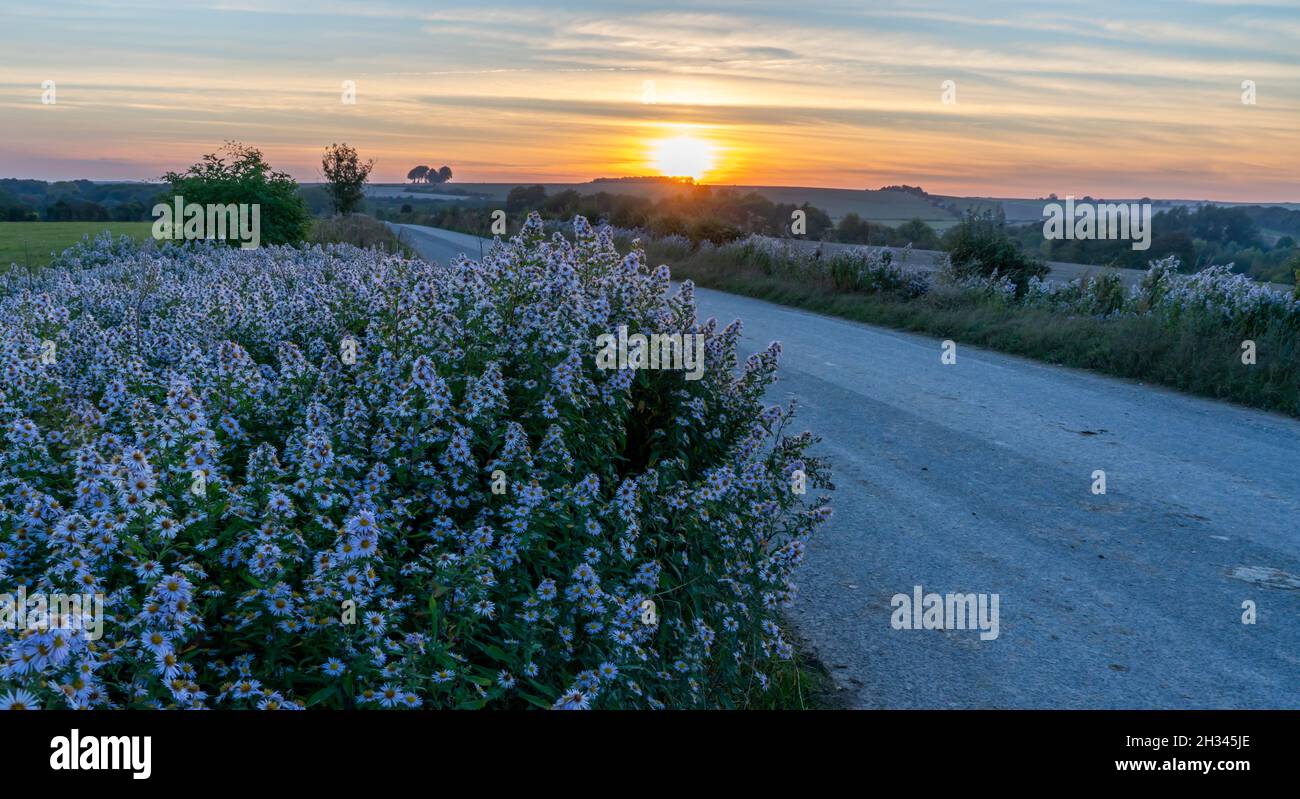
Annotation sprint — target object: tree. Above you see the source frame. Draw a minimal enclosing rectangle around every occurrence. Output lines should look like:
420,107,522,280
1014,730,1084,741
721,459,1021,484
321,142,375,216
895,218,941,249
506,185,547,213
161,141,310,246
437,165,453,183
407,165,430,183
835,213,870,243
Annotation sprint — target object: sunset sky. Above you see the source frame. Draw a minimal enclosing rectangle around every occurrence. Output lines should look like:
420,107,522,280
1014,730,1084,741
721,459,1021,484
1,0,1298,201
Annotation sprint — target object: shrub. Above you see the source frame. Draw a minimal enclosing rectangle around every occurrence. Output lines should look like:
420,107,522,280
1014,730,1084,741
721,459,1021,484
1083,272,1126,316
825,248,928,298
161,141,311,247
0,214,831,710
687,217,742,247
944,212,1047,291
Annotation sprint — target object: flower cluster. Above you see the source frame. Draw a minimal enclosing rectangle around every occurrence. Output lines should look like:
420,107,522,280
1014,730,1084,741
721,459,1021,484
0,214,831,709
713,235,927,298
1018,255,1300,335
935,254,1019,302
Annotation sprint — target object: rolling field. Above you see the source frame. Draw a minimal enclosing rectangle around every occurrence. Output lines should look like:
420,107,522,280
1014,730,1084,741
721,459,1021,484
371,183,1300,235
0,221,154,269
367,183,962,227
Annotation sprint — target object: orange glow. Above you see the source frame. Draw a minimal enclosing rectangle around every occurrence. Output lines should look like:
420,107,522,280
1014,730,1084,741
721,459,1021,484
649,135,718,181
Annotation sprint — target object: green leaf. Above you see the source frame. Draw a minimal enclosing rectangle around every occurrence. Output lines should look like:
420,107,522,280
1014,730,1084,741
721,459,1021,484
475,642,508,663
517,691,553,709
305,684,338,708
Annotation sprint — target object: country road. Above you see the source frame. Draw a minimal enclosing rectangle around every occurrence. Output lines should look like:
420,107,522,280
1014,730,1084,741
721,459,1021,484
393,223,1300,709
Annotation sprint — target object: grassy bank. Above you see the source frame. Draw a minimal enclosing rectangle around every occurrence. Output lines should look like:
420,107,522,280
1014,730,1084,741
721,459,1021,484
0,221,153,269
308,214,414,256
650,240,1300,418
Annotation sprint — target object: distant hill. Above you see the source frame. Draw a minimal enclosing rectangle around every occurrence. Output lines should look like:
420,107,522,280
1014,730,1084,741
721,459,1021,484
368,180,1300,232
367,181,964,229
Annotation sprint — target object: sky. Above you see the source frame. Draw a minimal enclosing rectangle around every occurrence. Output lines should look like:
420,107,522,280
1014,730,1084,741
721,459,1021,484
1,0,1298,201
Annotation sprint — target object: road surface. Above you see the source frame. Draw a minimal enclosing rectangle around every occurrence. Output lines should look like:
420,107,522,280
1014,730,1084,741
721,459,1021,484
388,223,490,264
396,223,1300,709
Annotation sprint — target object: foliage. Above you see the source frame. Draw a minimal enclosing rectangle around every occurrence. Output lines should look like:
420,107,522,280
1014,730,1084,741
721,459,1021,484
943,212,1048,291
1012,202,1300,283
321,143,375,216
405,165,453,185
161,142,310,247
308,214,413,257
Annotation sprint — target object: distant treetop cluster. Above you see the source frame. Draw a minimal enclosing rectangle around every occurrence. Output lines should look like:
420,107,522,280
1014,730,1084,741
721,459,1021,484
878,185,929,197
407,165,453,184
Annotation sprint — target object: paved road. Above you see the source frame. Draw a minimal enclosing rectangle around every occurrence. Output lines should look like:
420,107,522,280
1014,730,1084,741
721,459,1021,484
388,223,492,264
397,223,1300,709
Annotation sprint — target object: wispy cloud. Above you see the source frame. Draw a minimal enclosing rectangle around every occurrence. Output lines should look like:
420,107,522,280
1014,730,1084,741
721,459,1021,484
0,0,1295,200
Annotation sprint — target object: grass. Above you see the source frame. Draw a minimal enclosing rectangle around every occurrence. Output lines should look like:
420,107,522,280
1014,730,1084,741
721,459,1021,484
756,632,842,709
0,221,154,270
0,217,412,274
652,242,1300,418
308,214,415,257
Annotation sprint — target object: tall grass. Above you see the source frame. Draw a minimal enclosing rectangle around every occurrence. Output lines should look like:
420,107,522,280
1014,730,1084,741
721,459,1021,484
309,213,414,256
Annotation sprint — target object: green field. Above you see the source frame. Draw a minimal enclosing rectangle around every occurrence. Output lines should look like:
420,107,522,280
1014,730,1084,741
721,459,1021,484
0,221,154,269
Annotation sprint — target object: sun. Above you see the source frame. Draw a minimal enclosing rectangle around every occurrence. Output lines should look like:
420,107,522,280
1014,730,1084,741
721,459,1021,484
650,135,717,181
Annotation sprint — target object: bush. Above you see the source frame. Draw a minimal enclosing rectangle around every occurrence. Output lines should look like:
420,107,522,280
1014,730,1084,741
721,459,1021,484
944,212,1047,291
825,248,928,298
161,141,311,247
0,214,831,709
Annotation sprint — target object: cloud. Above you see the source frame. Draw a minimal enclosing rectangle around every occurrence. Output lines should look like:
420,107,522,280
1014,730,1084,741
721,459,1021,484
0,0,1295,199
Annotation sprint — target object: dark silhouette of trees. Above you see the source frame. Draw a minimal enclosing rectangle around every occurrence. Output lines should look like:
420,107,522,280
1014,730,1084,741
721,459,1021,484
405,164,454,184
